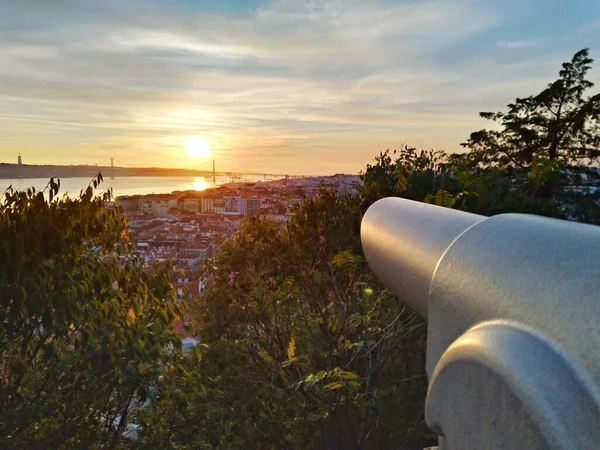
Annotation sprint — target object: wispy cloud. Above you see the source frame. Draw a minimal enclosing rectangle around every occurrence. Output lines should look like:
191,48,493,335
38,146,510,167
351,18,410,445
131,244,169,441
0,0,598,174
498,39,541,48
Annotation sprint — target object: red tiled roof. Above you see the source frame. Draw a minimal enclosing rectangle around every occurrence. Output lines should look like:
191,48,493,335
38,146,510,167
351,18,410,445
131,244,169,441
184,241,210,250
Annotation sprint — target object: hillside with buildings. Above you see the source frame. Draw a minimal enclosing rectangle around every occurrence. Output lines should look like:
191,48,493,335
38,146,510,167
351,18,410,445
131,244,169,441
112,174,360,334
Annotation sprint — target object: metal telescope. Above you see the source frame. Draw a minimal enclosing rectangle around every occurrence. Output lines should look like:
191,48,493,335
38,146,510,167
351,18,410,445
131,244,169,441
361,197,600,450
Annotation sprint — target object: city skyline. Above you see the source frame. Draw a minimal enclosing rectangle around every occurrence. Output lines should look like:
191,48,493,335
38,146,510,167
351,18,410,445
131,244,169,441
1,0,599,175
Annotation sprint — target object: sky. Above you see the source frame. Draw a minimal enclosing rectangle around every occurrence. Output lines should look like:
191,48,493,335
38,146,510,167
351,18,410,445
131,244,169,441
0,0,599,175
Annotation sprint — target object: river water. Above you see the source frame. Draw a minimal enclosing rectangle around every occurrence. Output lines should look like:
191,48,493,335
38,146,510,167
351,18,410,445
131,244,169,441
0,175,267,198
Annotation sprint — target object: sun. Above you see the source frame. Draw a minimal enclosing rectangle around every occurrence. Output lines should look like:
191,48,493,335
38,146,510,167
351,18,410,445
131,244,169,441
184,136,211,159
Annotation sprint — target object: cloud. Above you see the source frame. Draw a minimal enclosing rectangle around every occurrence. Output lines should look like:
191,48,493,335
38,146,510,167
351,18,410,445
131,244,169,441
498,39,541,49
0,0,598,174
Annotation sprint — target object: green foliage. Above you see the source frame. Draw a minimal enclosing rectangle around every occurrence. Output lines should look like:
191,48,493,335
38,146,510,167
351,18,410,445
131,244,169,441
0,175,182,448
360,146,455,209
140,191,432,449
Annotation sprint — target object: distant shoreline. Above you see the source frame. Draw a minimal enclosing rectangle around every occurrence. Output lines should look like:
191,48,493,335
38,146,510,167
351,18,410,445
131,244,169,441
0,163,220,180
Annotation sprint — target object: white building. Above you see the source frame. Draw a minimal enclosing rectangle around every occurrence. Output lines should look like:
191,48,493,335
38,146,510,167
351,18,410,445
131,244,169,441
152,202,169,217
183,198,200,213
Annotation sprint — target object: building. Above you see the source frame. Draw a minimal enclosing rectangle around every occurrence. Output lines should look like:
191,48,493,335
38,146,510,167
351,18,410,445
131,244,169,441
115,197,139,212
183,198,200,213
152,201,169,218
214,198,224,214
239,198,248,215
201,197,214,213
224,196,242,213
139,198,153,213
139,196,178,215
17,154,22,165
165,197,178,209
180,241,213,260
247,197,262,215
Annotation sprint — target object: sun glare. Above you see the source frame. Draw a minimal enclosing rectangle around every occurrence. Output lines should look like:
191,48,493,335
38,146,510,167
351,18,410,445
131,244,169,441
184,136,211,159
192,177,207,191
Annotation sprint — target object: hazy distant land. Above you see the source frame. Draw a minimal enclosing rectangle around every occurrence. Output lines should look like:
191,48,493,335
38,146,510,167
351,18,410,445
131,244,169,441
0,163,217,179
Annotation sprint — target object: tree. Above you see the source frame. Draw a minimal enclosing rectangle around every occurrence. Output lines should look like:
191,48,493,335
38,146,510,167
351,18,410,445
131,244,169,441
0,176,182,448
360,146,459,209
139,191,433,449
458,49,600,221
462,48,600,169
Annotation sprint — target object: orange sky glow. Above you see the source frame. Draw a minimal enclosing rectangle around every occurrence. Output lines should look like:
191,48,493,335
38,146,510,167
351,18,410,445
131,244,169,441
1,0,598,175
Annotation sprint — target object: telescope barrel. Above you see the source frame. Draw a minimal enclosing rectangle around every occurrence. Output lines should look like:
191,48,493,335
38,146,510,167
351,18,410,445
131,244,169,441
361,197,600,449
360,197,485,319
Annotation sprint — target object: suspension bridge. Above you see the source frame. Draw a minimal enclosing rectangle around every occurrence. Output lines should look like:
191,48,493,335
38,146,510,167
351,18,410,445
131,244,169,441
92,157,308,185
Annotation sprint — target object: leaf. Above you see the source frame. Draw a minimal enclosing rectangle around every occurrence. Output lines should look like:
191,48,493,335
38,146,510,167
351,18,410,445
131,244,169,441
324,382,344,391
341,371,359,380
126,308,136,326
331,250,361,269
286,336,296,361
425,190,455,208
